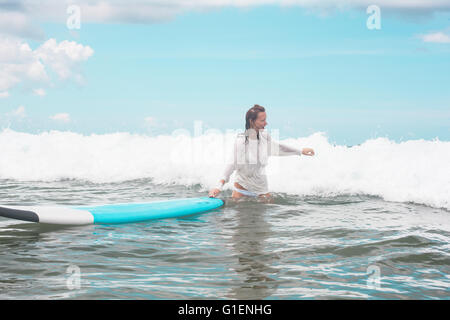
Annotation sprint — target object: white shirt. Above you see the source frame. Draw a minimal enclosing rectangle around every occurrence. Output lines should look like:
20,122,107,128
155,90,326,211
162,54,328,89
221,130,303,194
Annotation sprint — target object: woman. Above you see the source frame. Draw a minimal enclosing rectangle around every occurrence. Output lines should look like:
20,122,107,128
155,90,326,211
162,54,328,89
209,104,315,200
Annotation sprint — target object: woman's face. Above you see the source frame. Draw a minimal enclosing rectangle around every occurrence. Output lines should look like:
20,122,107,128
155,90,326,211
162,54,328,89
252,112,267,131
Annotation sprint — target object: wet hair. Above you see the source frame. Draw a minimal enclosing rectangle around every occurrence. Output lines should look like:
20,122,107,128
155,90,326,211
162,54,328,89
245,104,265,143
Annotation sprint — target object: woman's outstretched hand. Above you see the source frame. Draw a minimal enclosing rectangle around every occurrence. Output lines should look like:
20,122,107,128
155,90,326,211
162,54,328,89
302,148,315,156
209,180,225,198
209,188,221,198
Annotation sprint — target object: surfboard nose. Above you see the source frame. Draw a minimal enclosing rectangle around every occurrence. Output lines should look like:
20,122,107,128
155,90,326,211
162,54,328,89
0,205,94,225
0,206,39,223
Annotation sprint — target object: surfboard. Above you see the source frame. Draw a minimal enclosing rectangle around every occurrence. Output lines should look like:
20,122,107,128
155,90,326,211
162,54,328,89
0,197,224,225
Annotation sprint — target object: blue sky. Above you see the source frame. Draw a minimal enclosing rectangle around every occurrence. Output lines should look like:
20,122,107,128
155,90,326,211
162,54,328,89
1,2,449,145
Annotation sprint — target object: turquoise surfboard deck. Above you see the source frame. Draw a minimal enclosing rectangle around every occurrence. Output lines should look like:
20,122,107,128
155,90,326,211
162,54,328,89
0,197,224,225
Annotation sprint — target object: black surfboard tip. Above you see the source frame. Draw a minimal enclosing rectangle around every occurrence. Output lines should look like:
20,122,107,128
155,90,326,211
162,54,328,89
0,206,39,223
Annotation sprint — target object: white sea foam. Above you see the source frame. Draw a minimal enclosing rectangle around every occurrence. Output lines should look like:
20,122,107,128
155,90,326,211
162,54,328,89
1,129,449,210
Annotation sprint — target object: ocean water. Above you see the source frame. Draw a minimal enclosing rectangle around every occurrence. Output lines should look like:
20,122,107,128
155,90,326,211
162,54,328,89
0,129,449,299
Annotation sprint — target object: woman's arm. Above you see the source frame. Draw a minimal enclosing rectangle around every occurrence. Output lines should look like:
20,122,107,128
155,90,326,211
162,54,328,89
273,141,303,156
268,134,315,156
209,179,225,198
209,138,238,197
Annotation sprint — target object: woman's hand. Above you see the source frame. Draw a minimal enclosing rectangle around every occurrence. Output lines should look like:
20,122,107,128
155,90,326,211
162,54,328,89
302,148,315,156
209,180,225,198
209,188,221,198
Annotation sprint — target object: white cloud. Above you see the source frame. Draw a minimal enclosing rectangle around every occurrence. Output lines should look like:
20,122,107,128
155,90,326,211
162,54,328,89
0,37,46,92
0,37,93,95
50,113,71,123
0,91,9,98
35,38,94,79
33,88,46,96
0,11,44,40
419,31,450,43
12,105,26,118
1,0,449,35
